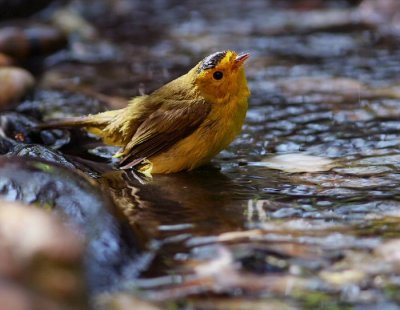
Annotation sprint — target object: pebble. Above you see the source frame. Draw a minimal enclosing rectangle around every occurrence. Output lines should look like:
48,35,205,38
320,269,366,287
0,200,87,308
0,25,67,59
0,53,15,66
98,294,162,310
0,67,34,110
375,239,400,264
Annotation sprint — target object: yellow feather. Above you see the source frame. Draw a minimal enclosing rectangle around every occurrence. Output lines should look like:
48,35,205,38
141,52,250,174
40,50,250,174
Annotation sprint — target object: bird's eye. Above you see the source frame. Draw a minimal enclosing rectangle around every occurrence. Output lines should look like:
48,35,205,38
213,71,223,80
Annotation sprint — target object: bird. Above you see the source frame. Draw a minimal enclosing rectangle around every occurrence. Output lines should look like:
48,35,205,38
40,50,250,175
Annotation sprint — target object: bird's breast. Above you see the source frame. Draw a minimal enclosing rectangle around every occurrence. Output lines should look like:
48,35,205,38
146,94,248,174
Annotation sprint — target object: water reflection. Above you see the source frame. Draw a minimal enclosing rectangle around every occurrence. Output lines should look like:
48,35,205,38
103,167,250,234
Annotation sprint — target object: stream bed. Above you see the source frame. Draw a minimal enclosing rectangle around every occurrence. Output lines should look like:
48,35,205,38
2,0,400,309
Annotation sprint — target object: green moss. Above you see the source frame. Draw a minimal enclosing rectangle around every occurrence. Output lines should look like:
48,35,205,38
383,284,400,303
40,202,55,211
355,218,400,239
33,162,54,173
297,291,352,310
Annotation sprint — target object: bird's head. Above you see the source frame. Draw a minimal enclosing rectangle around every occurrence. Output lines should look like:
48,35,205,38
193,50,250,104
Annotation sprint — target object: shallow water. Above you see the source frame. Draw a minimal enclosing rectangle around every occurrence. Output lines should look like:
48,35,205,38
13,0,400,308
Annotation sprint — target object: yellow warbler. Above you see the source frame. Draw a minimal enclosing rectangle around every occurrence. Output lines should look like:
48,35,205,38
41,50,250,174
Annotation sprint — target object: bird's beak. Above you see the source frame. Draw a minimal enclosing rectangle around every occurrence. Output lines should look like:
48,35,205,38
234,53,250,68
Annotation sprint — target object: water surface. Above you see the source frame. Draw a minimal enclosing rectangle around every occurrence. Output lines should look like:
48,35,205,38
34,0,400,308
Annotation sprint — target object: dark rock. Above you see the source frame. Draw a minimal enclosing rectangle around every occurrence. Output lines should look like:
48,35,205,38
0,157,145,293
9,143,111,177
0,112,70,149
0,135,15,154
11,144,78,169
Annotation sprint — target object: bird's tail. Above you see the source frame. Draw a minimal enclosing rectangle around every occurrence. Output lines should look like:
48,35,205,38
38,116,97,129
37,110,121,138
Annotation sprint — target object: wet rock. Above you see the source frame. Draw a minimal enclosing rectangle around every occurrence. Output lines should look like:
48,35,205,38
0,67,34,110
0,157,144,293
0,135,16,154
11,144,80,169
88,145,119,160
0,111,112,175
9,144,111,177
239,247,290,274
0,112,70,149
0,200,87,309
0,25,67,59
0,112,39,144
39,128,71,149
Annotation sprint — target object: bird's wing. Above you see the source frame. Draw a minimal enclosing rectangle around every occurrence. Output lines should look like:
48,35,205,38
118,99,211,169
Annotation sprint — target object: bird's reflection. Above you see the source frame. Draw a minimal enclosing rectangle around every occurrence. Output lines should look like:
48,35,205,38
101,165,250,238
